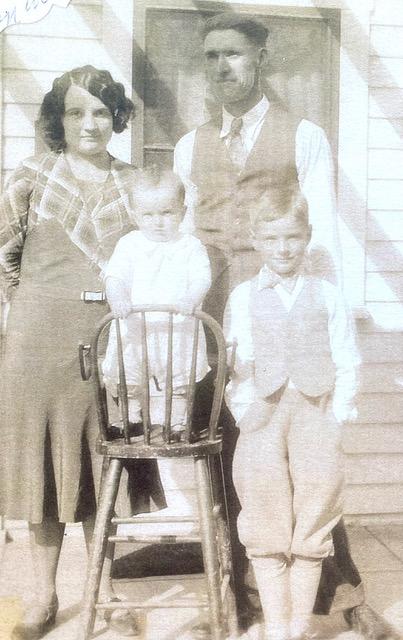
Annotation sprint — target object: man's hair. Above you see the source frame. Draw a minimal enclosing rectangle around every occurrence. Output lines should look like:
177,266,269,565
250,184,309,230
201,12,269,47
132,166,185,207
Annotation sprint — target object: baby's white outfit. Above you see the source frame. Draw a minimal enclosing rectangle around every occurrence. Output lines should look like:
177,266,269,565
103,231,211,424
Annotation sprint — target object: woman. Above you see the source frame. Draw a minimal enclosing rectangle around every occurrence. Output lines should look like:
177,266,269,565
0,65,163,638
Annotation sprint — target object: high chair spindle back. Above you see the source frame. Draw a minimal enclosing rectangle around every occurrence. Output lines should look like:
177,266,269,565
86,305,227,454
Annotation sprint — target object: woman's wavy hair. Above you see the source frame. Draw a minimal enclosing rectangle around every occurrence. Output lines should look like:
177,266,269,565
37,65,134,151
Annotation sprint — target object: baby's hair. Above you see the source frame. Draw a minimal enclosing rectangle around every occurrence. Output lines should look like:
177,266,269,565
132,166,185,205
250,184,309,230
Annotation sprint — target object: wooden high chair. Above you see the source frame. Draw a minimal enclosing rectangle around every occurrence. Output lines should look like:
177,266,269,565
77,306,237,640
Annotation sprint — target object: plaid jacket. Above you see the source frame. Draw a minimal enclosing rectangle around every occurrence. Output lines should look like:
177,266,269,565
0,151,137,295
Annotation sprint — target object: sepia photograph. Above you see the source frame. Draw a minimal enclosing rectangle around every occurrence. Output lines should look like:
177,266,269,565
0,1,402,639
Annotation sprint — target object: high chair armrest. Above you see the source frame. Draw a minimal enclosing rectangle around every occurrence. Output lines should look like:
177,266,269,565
226,339,238,380
78,342,92,381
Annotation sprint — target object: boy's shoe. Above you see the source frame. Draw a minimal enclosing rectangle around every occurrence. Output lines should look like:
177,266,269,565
12,596,58,639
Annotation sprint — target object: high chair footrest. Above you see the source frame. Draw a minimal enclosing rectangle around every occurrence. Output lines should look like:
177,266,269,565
111,516,198,525
95,598,209,610
108,533,201,544
97,440,222,458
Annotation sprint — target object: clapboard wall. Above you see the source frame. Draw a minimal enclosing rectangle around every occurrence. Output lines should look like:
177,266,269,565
343,0,403,523
0,0,132,187
1,0,101,186
0,0,403,523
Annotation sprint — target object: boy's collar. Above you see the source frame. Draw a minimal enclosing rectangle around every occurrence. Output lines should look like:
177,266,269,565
258,264,305,290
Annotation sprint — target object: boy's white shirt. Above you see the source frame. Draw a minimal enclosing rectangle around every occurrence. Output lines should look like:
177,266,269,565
224,269,360,424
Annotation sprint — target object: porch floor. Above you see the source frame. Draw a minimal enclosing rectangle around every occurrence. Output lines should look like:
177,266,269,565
1,521,403,639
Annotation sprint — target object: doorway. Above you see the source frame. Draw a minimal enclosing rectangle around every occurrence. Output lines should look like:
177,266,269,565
132,2,340,170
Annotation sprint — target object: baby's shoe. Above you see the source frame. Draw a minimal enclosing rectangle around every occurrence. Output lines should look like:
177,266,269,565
128,421,144,442
170,422,187,442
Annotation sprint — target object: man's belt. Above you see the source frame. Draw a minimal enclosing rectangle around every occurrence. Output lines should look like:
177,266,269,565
81,290,106,303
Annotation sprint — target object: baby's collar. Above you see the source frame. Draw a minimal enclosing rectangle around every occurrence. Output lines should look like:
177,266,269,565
137,231,183,258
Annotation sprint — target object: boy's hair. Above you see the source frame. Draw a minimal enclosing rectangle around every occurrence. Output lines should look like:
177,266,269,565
201,13,269,48
250,184,309,230
132,166,185,206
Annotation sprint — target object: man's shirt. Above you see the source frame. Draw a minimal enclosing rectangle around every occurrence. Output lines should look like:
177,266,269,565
174,95,341,282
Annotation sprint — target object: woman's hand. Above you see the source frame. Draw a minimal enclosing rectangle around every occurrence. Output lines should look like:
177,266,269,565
106,277,132,318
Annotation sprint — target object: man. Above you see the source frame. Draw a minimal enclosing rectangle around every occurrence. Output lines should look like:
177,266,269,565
175,12,340,326
174,11,390,639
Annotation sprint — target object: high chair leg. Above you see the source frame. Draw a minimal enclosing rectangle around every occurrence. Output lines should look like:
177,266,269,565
78,458,123,640
213,456,238,638
97,457,117,608
195,456,225,640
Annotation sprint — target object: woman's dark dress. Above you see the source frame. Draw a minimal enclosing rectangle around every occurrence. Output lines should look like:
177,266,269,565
0,152,165,523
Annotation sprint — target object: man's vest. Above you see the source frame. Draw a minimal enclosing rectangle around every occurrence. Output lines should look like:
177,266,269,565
250,276,336,398
190,103,301,256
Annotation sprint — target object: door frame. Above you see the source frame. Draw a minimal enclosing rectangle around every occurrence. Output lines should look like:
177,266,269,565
131,1,340,166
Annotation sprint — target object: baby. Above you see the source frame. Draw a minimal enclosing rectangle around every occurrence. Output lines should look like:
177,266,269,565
102,169,211,431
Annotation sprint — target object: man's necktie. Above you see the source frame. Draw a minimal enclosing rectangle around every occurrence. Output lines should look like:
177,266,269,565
227,117,248,171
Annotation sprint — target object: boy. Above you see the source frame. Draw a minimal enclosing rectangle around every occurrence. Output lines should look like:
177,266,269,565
103,169,211,430
224,185,359,640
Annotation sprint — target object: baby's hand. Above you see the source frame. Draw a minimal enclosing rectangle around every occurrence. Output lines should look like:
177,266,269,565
106,278,132,318
175,297,196,316
110,299,132,319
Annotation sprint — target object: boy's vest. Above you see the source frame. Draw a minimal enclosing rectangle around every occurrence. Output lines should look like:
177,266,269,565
250,276,336,398
190,103,301,258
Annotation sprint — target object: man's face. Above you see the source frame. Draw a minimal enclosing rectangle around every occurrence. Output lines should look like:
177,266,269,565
253,214,311,277
203,29,264,106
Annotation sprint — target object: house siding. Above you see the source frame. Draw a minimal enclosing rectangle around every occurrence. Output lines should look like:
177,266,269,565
345,0,403,521
1,0,103,185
